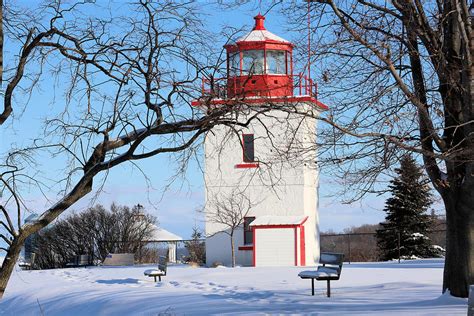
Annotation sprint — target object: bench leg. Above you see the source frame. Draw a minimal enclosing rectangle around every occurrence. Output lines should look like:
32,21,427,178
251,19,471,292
153,276,157,282
158,275,161,282
311,279,314,296
327,280,331,297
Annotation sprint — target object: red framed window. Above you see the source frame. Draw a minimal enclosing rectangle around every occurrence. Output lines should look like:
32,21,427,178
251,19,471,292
243,217,255,245
242,134,255,162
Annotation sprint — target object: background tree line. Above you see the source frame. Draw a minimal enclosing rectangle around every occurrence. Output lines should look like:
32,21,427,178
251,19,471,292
32,204,155,269
322,155,446,262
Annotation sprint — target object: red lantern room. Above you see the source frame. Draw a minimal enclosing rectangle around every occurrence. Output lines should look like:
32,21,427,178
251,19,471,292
192,14,328,110
224,14,293,98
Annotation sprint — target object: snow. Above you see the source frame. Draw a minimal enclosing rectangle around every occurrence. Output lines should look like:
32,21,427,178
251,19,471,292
299,267,339,278
236,29,290,43
143,269,165,277
146,225,183,242
0,259,467,315
250,215,307,226
409,233,428,240
432,245,446,251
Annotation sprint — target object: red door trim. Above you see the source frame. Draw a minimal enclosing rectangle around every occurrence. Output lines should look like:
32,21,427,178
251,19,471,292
294,227,298,266
300,225,306,266
251,216,309,267
252,226,256,267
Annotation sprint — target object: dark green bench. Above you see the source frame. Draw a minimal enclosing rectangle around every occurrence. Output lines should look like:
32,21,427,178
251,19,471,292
298,252,344,297
144,255,168,282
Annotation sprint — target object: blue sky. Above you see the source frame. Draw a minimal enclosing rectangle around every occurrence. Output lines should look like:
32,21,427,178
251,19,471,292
0,1,398,240
71,1,388,237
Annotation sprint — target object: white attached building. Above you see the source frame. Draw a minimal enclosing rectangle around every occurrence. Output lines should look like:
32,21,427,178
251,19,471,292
193,14,328,267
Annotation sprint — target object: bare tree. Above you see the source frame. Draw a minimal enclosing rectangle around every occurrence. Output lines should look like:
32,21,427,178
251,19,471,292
206,191,253,267
0,0,270,298
33,203,155,269
275,0,473,297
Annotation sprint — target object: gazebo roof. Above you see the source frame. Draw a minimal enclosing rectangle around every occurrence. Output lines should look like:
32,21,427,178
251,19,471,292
147,224,183,242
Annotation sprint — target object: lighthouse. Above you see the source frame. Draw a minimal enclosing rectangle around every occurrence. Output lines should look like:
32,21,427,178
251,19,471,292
193,14,328,267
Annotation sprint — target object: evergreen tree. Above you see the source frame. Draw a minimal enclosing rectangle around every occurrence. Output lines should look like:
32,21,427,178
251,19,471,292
376,155,440,261
184,227,205,265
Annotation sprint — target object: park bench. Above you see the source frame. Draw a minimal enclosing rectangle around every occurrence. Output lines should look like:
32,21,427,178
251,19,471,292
66,255,91,268
18,253,36,270
144,255,168,282
298,252,344,297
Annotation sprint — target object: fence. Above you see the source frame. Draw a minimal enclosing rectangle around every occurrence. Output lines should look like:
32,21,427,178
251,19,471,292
110,240,205,264
34,230,446,269
125,230,446,265
320,230,447,263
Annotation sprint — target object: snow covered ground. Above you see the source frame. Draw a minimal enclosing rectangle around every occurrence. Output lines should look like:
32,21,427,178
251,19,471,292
0,259,467,315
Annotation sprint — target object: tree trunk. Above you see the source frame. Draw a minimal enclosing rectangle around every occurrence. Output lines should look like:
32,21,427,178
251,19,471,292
0,239,23,300
230,233,235,268
443,186,474,298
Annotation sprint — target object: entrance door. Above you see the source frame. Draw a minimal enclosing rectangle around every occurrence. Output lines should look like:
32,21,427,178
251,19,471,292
254,228,295,266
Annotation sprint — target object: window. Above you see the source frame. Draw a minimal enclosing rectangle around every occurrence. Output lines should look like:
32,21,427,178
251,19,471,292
244,217,255,245
266,50,286,74
228,53,240,76
242,50,264,75
242,134,255,162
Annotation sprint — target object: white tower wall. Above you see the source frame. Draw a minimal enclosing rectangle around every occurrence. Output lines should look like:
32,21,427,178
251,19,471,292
204,103,321,267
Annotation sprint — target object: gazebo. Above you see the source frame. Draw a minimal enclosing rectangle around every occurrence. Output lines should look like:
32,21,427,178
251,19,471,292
146,225,183,263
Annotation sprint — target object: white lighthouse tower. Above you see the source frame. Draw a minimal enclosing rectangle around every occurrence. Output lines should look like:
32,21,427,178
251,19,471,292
193,14,328,267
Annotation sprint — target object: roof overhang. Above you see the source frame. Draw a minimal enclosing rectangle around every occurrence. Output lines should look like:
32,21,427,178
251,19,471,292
250,215,308,227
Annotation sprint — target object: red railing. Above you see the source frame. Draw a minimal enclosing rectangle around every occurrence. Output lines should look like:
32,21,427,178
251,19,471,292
200,73,318,99
201,77,228,98
295,73,318,98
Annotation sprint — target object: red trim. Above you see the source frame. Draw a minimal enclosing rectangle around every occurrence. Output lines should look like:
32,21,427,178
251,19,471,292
191,96,329,110
250,216,309,267
294,227,298,266
299,216,309,226
253,14,266,30
252,226,256,266
290,51,293,78
226,52,229,78
225,42,293,53
235,163,259,169
238,245,253,251
300,225,306,266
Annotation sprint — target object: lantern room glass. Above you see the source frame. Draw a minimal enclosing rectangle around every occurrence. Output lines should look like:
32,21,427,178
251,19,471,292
228,49,290,76
242,50,265,75
266,50,286,74
229,53,240,76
